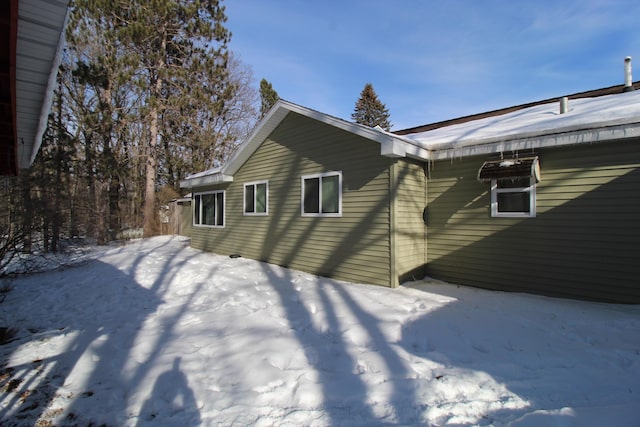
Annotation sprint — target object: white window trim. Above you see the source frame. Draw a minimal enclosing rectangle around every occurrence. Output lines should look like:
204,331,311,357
193,190,225,228
243,180,269,216
301,171,343,217
491,178,536,218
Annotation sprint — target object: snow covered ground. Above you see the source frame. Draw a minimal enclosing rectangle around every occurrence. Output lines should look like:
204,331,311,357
1,235,639,426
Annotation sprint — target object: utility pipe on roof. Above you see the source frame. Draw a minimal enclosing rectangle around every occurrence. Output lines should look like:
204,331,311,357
624,56,634,92
559,97,568,114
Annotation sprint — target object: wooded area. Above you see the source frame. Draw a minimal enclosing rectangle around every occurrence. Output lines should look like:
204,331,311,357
1,0,258,254
0,0,386,261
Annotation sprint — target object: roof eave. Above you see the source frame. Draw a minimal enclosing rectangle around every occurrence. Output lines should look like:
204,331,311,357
219,99,431,178
428,121,640,160
380,138,431,160
15,0,71,171
179,174,233,188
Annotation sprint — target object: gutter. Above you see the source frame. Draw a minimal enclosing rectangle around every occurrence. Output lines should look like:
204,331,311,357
427,120,640,160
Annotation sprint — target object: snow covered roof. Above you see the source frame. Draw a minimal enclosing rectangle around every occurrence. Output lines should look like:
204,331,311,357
181,89,640,187
403,90,640,160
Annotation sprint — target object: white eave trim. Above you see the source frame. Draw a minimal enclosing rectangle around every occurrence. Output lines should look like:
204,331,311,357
224,100,432,174
179,173,233,188
28,6,70,166
427,121,640,160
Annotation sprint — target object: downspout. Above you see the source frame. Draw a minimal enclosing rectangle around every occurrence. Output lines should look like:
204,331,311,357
389,159,399,288
423,162,428,280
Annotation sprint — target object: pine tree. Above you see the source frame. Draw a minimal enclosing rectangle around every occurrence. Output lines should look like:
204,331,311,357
70,0,236,238
351,83,392,131
259,78,279,118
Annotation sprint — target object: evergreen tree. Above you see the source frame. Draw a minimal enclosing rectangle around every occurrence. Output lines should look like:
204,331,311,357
259,78,279,118
12,0,258,247
70,0,237,238
351,83,392,131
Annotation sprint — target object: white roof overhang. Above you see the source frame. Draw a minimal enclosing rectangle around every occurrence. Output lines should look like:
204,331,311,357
179,167,233,188
427,120,640,161
405,91,640,160
182,91,640,187
16,0,70,169
180,99,429,188
221,100,430,178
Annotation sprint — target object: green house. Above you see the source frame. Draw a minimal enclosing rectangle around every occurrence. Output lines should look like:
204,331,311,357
181,87,640,304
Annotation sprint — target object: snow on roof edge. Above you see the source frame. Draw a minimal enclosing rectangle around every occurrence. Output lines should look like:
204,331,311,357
408,90,640,158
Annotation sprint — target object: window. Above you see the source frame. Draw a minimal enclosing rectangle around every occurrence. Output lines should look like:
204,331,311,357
193,191,225,227
491,177,536,218
301,171,342,216
244,181,268,215
478,156,539,218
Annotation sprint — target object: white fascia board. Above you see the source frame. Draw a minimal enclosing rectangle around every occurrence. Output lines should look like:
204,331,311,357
310,112,431,160
221,99,431,177
380,139,407,158
428,121,640,160
179,174,233,188
394,138,431,160
221,101,292,177
373,126,430,160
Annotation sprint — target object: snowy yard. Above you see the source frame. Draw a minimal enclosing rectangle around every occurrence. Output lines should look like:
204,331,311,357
1,236,639,426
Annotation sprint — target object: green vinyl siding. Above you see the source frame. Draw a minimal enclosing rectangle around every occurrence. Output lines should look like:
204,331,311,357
190,112,393,287
426,140,640,303
391,159,427,285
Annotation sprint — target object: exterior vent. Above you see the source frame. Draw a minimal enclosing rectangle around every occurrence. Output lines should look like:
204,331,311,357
560,97,568,114
478,156,540,182
624,56,634,92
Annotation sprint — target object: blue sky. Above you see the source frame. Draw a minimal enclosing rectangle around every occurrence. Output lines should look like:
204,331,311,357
225,0,640,130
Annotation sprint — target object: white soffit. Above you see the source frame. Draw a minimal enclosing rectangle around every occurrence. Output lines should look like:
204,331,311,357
15,0,70,169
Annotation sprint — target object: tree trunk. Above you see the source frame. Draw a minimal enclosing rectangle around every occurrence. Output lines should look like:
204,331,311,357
85,132,96,239
143,103,159,238
143,31,166,238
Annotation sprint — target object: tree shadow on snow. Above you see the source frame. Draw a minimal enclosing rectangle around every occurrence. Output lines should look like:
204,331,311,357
0,237,205,426
260,263,419,425
398,282,640,426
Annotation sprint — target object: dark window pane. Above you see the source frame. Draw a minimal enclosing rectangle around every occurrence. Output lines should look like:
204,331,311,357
321,175,339,213
256,183,267,213
497,192,529,213
245,185,255,213
304,178,320,213
202,194,215,225
215,192,224,226
194,195,201,224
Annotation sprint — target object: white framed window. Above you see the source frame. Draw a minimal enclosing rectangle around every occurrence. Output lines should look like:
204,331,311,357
193,190,225,227
491,177,536,218
301,171,342,217
244,181,268,215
